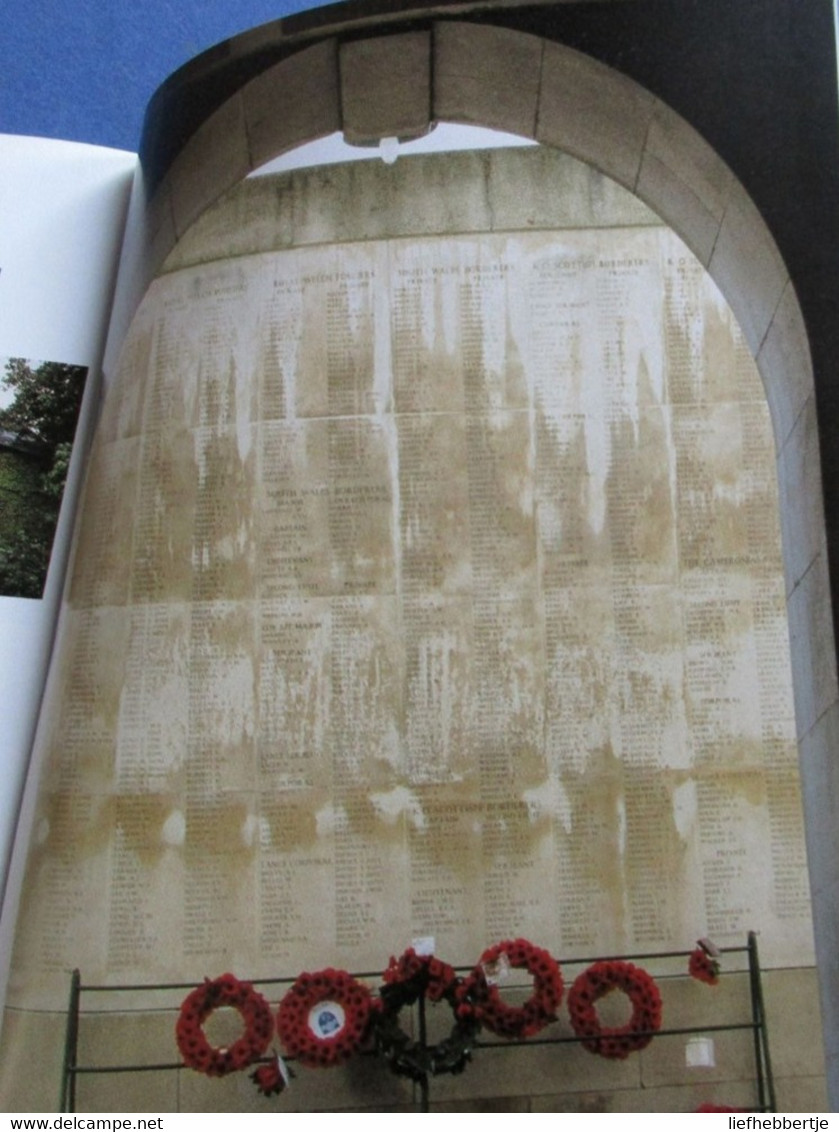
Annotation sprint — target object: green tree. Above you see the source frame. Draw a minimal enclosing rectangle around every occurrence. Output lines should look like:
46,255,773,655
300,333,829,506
0,514,55,598
0,357,87,454
0,358,87,597
0,449,57,598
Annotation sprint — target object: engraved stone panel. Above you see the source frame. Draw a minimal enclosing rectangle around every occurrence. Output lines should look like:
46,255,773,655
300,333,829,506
5,154,812,1015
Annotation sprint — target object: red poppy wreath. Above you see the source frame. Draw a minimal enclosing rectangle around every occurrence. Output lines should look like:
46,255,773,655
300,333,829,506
458,938,563,1039
277,968,373,1068
175,973,274,1077
567,960,662,1059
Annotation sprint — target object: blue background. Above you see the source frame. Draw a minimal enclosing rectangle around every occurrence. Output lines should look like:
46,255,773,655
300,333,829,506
0,0,324,153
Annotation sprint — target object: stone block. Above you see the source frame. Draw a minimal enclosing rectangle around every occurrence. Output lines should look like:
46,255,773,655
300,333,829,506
428,1094,530,1112
168,95,250,240
74,1068,178,1114
178,1049,412,1112
774,1075,828,1113
761,967,825,1080
340,32,431,146
636,103,734,267
0,1009,66,1112
799,701,839,892
629,967,814,1096
803,870,839,1109
708,186,789,356
433,22,542,139
617,1080,756,1112
485,147,657,233
143,180,177,284
785,546,839,738
638,1024,754,1089
428,1026,640,1104
75,1006,180,1069
278,151,493,247
530,1090,620,1112
243,40,341,172
757,279,815,452
163,175,294,270
777,392,828,594
799,703,839,1091
655,969,753,1032
536,42,655,193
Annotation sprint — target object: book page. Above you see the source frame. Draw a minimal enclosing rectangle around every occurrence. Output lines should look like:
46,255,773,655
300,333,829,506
0,136,136,1000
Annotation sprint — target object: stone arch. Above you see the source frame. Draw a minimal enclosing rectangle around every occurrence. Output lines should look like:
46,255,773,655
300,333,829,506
141,19,838,1100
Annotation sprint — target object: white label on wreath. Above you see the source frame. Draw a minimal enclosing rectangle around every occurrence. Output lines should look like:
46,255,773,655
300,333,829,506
276,1052,292,1085
482,952,512,985
308,1000,346,1040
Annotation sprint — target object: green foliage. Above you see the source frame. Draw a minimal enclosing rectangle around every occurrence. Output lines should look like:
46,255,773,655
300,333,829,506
0,522,55,599
0,451,56,598
0,357,87,453
0,448,42,505
0,358,86,597
41,441,74,502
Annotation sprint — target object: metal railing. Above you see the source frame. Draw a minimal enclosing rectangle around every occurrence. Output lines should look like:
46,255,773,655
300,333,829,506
60,932,775,1113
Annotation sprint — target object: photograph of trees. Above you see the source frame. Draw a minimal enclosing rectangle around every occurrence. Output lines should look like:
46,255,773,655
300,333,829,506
0,357,87,598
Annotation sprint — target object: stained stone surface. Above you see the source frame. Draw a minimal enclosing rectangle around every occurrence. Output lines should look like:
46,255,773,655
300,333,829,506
4,153,813,1029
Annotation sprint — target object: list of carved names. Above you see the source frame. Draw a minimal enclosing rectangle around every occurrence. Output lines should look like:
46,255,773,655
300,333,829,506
19,228,812,997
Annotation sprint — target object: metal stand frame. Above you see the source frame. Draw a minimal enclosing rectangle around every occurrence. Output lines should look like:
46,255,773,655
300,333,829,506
60,932,776,1113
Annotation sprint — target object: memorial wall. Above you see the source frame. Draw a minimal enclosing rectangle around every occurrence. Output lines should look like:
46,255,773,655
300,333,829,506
0,148,818,1109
